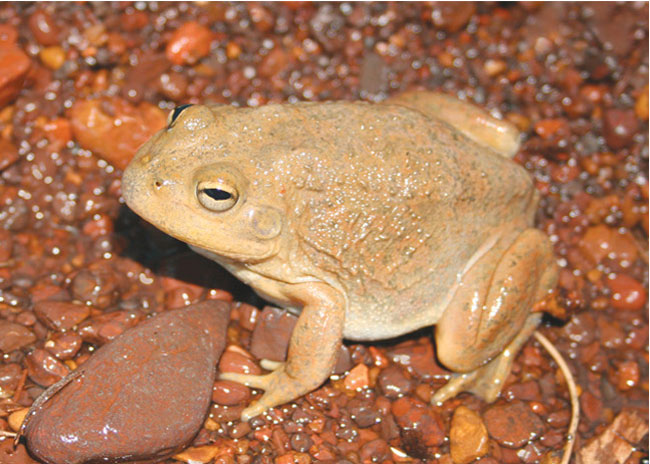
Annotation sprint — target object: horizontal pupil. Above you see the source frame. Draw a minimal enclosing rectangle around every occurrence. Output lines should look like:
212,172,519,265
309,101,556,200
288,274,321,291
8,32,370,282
204,188,232,201
171,104,193,123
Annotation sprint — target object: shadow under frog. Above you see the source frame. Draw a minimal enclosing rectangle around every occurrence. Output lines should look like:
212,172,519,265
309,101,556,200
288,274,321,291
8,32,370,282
121,91,558,421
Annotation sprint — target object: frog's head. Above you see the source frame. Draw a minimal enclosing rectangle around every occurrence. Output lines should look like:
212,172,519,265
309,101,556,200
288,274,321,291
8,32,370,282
122,104,285,263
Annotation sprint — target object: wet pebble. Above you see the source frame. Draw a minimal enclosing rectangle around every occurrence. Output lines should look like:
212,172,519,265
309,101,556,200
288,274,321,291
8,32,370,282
68,97,166,170
602,108,638,149
24,348,69,387
39,46,66,71
0,362,23,395
377,364,413,398
33,301,91,331
387,338,448,380
0,138,19,172
290,433,313,453
0,321,36,353
27,9,60,46
343,363,370,391
348,397,380,428
429,2,476,33
250,306,296,361
0,35,31,107
76,310,143,345
70,268,120,309
359,439,391,463
219,347,262,375
391,396,445,447
449,406,489,464
166,21,214,66
44,331,83,360
0,440,39,464
212,379,251,406
606,273,646,311
483,401,544,448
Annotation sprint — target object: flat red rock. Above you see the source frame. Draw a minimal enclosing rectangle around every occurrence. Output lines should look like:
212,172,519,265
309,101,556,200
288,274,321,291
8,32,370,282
22,300,231,464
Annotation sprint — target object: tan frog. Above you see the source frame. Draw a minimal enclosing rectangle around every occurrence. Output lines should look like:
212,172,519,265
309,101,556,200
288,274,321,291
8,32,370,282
122,91,558,420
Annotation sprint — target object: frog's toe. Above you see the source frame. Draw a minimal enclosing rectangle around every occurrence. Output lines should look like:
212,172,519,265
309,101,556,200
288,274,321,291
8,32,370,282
219,372,274,390
240,401,270,422
259,359,284,371
432,355,507,405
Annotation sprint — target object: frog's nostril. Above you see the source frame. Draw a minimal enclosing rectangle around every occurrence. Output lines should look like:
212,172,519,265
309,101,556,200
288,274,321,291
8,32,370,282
154,180,162,189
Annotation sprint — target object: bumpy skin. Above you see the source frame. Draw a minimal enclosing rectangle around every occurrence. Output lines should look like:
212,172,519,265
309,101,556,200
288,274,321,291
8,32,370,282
122,91,558,420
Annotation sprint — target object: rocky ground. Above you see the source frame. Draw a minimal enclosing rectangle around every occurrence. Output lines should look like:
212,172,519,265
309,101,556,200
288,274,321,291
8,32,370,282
0,2,647,464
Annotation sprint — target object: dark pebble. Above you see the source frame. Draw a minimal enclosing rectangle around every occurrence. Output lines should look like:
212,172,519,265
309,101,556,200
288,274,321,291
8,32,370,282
483,401,545,449
377,364,413,399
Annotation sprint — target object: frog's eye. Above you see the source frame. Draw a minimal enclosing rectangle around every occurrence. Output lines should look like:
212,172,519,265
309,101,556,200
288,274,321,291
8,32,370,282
167,104,193,127
196,181,238,212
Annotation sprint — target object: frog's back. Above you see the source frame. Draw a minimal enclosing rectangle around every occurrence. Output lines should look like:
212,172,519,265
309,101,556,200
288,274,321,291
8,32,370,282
258,101,536,339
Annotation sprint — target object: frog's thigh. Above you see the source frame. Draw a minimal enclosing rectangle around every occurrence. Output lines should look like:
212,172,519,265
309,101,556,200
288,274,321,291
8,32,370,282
435,228,554,373
385,91,520,158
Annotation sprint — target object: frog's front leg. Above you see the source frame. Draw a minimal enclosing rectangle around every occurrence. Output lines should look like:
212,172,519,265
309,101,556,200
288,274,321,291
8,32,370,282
221,282,345,421
432,228,557,404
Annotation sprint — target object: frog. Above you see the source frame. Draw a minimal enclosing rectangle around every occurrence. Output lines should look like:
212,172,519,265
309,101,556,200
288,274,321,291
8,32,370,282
122,91,558,421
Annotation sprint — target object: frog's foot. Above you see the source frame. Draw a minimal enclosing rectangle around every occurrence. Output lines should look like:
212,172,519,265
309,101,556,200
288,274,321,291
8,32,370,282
432,312,542,405
432,349,513,404
220,362,311,421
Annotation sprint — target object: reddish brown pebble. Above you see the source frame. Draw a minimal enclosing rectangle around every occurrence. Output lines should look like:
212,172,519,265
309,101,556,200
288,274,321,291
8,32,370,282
290,433,313,453
0,138,19,171
378,364,413,398
250,306,296,361
602,108,638,149
0,40,31,107
219,348,262,375
387,337,448,380
212,379,251,406
0,439,39,464
24,348,69,387
483,401,545,448
503,380,542,402
360,439,391,463
0,321,36,353
237,303,259,331
449,406,489,464
22,301,231,464
0,362,23,395
27,9,60,46
580,390,603,422
579,225,638,266
33,301,91,331
44,331,83,360
344,363,370,391
606,273,647,311
68,97,166,170
429,2,476,33
77,310,143,345
165,21,214,66
391,397,445,446
348,398,380,428
615,360,640,391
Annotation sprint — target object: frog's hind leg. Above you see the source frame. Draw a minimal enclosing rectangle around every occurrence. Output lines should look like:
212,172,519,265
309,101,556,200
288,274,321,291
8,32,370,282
431,228,557,404
384,91,521,158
